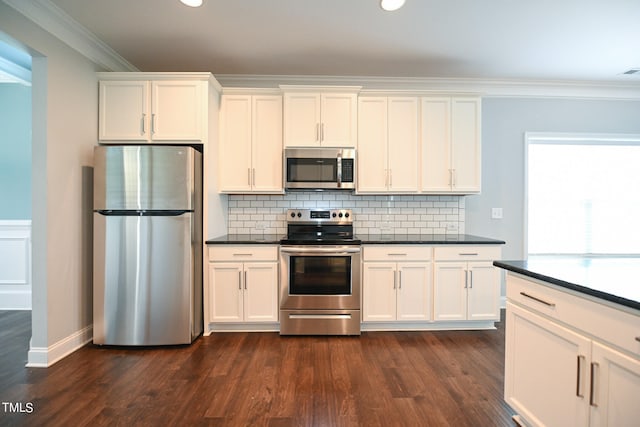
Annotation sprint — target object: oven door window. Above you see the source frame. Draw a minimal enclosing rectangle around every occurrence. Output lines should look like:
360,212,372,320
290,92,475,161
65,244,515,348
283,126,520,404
289,256,351,295
287,158,337,182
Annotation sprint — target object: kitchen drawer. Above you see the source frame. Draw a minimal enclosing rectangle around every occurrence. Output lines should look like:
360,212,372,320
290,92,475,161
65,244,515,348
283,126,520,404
507,273,640,357
362,245,432,262
433,245,501,261
208,245,278,262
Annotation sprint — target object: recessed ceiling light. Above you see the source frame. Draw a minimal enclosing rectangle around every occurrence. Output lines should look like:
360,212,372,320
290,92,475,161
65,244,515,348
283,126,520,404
380,0,406,12
180,0,203,7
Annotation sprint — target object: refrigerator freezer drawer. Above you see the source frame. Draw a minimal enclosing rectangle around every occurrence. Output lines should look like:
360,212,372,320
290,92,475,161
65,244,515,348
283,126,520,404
93,212,200,345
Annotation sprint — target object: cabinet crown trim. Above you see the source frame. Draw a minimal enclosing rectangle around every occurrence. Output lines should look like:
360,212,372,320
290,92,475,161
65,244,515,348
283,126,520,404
279,84,362,93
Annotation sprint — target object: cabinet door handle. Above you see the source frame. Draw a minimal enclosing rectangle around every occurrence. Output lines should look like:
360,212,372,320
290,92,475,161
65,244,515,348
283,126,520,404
252,168,256,186
316,123,319,142
393,271,397,289
398,271,402,289
244,271,248,290
452,169,456,187
248,168,251,186
141,113,146,134
464,270,468,288
576,355,585,398
519,291,556,307
238,271,242,290
589,362,599,407
389,169,393,188
321,123,324,142
469,270,473,288
151,113,156,134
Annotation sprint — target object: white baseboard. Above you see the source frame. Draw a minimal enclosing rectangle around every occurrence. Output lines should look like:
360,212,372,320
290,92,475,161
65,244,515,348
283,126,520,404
0,220,32,310
27,324,93,368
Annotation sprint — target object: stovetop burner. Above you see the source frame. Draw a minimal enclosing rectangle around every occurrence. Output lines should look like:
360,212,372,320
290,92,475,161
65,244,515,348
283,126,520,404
281,209,359,245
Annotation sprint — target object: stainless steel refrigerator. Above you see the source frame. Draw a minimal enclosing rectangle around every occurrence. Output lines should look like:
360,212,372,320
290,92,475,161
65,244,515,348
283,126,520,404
93,145,203,346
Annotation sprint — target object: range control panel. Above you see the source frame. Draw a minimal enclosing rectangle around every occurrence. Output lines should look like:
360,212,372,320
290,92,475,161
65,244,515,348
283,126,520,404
286,209,353,224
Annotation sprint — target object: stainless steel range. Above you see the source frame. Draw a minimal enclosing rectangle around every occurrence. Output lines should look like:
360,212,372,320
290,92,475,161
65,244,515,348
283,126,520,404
279,209,361,335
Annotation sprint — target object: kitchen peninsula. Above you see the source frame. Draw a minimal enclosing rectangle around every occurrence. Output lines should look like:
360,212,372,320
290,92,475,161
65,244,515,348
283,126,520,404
494,258,640,427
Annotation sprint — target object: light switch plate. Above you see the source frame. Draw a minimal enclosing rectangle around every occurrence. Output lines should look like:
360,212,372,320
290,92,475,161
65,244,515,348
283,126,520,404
491,208,503,219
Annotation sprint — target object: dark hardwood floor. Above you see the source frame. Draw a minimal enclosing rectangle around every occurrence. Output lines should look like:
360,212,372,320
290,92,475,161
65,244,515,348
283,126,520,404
0,311,514,426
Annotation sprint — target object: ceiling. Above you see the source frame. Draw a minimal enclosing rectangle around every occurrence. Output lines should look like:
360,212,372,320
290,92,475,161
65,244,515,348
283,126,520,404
49,0,640,83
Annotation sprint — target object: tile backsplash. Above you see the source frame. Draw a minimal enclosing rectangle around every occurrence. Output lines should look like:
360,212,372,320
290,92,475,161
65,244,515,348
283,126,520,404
228,192,465,235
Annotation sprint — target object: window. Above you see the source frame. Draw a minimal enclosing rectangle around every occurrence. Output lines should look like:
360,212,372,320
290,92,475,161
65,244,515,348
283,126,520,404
527,133,640,256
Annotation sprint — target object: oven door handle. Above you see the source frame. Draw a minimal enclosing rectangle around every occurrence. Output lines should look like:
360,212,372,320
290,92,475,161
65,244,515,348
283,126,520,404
280,247,361,255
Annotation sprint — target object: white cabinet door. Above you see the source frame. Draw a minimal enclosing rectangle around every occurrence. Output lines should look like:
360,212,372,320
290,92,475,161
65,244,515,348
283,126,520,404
357,97,388,192
357,97,419,193
451,97,481,192
99,79,205,142
99,81,149,141
209,263,244,323
219,95,252,191
219,94,283,193
387,97,419,192
320,93,357,147
151,81,202,140
251,95,283,192
283,92,357,147
283,93,321,147
362,263,397,321
421,97,451,192
433,262,467,321
244,262,279,322
421,96,481,193
590,342,640,427
505,302,591,427
467,261,500,321
396,263,431,321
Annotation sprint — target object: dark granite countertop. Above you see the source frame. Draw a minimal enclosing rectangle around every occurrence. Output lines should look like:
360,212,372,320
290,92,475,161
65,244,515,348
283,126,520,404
206,234,284,245
359,234,505,245
494,258,640,311
206,234,505,245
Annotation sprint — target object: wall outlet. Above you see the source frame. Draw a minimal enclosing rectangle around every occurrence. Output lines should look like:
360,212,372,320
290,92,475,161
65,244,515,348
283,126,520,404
491,208,503,219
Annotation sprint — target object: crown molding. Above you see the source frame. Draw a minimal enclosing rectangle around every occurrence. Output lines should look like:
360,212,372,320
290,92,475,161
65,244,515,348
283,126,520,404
216,74,640,100
2,0,138,72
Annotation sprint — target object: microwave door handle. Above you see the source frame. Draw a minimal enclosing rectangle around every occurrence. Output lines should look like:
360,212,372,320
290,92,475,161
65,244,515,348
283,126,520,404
337,154,342,188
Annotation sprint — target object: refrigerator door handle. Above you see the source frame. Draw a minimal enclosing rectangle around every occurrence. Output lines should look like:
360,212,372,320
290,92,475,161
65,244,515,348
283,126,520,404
95,209,193,216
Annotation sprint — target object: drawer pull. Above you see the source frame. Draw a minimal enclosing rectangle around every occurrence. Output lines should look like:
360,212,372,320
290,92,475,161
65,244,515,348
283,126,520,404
519,292,556,307
388,253,407,256
233,253,253,257
459,253,479,256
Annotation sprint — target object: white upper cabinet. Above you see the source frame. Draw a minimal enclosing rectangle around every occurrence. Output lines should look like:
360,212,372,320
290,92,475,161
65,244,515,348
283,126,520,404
99,78,205,143
219,93,283,193
282,87,359,147
421,96,481,193
357,97,419,193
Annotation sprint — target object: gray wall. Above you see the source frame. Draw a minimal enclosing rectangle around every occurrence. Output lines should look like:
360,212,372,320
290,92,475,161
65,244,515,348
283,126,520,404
466,97,640,261
0,83,31,219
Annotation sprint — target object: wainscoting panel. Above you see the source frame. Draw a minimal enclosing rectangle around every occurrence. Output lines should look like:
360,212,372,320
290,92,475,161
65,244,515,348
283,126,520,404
0,220,32,310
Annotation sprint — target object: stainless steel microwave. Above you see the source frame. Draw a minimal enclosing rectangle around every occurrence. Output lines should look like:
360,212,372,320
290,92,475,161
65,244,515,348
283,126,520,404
284,148,356,190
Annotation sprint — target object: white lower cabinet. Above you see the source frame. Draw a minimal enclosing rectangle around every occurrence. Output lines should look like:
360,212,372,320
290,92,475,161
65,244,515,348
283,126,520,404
208,246,279,325
363,262,432,322
505,273,640,427
362,245,432,323
433,247,501,321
